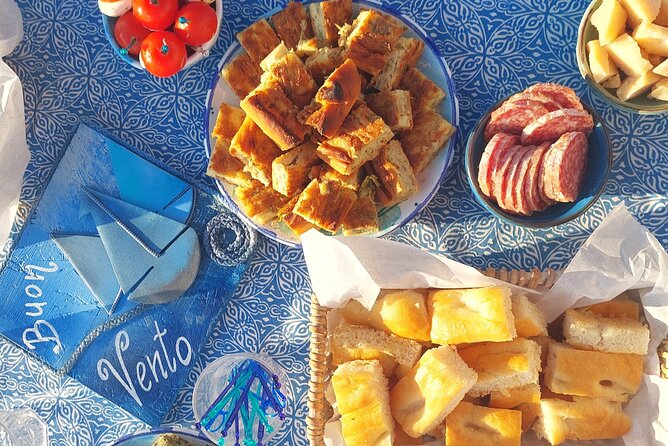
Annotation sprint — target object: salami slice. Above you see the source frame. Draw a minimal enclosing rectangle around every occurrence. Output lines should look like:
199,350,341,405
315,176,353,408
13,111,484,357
512,146,537,215
521,109,594,145
524,143,551,213
501,147,530,212
524,83,584,110
538,149,553,206
484,101,549,141
544,132,589,202
506,92,563,112
493,145,524,211
478,133,520,198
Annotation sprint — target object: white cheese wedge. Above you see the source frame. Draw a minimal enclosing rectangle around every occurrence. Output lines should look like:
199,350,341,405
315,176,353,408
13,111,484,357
587,40,619,83
656,0,668,25
607,33,654,76
633,21,668,56
591,0,628,45
648,78,668,100
619,0,661,26
654,58,668,76
603,73,622,88
617,70,664,100
98,0,132,17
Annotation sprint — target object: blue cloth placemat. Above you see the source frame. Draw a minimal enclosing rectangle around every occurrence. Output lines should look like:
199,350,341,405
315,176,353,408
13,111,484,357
0,123,252,426
1,0,667,445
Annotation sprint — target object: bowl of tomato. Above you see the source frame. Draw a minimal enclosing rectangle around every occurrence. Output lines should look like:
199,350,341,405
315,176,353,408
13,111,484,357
100,0,222,77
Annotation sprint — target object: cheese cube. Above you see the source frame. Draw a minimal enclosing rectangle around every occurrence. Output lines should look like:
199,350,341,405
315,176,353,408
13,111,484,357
633,21,668,56
587,40,619,83
656,0,668,25
619,0,661,26
649,78,668,100
603,73,622,88
607,34,654,76
591,0,628,45
654,58,668,76
617,70,664,100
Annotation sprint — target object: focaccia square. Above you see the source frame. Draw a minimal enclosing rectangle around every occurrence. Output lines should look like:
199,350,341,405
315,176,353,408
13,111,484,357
292,178,357,233
236,18,281,64
370,37,424,91
221,52,262,100
234,180,291,224
544,342,643,402
400,67,446,108
229,116,282,186
272,141,320,196
365,90,413,132
342,10,406,75
316,102,393,175
399,108,455,173
445,402,522,446
390,346,477,438
240,78,309,150
270,1,312,50
332,360,394,446
428,286,516,345
458,339,542,397
310,0,353,47
371,140,418,207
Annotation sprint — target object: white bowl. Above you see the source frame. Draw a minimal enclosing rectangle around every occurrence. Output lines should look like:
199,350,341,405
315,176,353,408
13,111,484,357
102,0,223,73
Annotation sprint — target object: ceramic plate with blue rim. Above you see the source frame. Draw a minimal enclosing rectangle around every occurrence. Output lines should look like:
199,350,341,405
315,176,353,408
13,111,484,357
204,0,460,247
111,427,212,445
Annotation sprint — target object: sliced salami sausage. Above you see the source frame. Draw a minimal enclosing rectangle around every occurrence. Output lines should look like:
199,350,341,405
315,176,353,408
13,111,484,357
524,83,584,110
524,143,552,213
478,133,520,198
512,146,538,215
506,92,563,112
484,101,549,141
521,109,594,145
544,132,589,202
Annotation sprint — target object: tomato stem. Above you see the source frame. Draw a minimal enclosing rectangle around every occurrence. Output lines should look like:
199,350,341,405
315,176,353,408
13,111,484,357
161,39,169,55
178,16,189,25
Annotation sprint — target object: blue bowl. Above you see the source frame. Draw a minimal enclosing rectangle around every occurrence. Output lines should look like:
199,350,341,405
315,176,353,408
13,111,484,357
465,97,612,228
101,0,223,72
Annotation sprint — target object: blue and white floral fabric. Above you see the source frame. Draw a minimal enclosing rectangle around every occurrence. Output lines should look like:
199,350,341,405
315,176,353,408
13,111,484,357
2,0,667,444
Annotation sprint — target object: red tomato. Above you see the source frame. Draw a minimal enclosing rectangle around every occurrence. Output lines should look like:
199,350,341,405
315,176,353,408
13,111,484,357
173,2,217,47
132,0,179,31
140,31,187,77
114,11,151,56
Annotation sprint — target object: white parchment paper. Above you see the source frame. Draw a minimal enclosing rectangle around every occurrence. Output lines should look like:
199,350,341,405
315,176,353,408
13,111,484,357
302,204,668,446
0,0,30,252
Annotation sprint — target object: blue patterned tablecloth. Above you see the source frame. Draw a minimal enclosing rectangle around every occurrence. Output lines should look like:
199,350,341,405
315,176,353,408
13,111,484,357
2,0,667,445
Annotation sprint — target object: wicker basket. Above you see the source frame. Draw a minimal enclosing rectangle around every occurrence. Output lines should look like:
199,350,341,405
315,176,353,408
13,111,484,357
305,267,667,445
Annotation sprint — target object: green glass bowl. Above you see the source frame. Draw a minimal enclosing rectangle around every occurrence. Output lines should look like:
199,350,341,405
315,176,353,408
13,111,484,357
577,0,668,114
